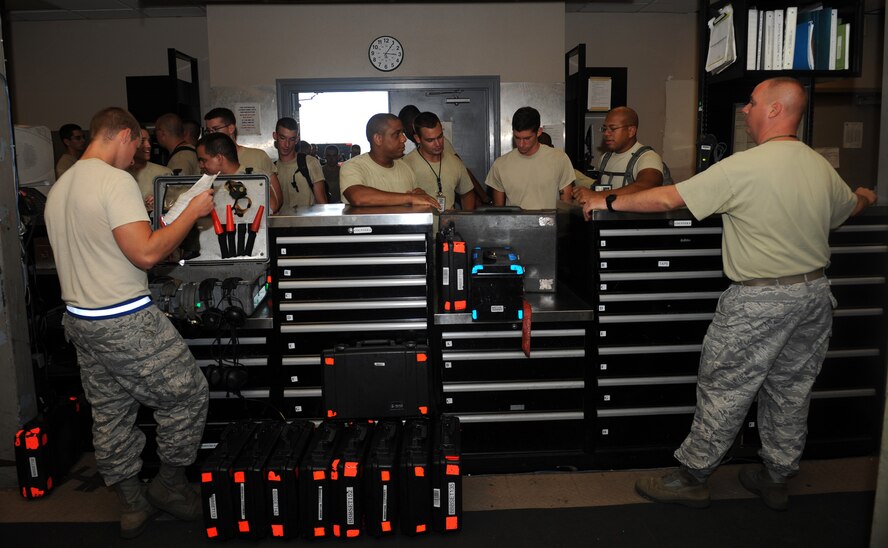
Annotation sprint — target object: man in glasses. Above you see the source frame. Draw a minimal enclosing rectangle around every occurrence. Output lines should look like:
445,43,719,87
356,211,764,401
485,106,574,209
273,117,327,211
573,106,664,205
203,107,283,213
55,123,87,178
155,113,199,176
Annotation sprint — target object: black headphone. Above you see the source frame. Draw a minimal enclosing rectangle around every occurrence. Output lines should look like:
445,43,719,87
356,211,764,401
154,276,181,317
180,282,199,324
204,277,248,392
198,278,223,330
220,277,246,328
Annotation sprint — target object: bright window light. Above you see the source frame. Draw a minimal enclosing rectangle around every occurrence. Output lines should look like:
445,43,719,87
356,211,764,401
297,91,389,156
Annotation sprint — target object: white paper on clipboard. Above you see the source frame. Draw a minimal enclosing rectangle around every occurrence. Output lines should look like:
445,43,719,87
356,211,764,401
706,5,737,74
587,77,612,112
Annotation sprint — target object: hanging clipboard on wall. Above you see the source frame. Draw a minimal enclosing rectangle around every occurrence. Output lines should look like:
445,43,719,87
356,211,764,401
706,4,737,74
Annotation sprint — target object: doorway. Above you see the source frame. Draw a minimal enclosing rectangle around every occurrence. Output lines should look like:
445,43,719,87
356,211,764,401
276,76,500,180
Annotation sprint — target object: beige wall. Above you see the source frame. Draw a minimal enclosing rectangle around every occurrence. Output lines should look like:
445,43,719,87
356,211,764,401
8,17,210,129
565,13,699,178
206,3,564,86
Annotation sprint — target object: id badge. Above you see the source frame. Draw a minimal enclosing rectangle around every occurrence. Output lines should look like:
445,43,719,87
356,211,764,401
436,193,446,212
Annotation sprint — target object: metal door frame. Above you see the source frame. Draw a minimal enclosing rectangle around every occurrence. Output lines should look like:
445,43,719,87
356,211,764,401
276,76,500,174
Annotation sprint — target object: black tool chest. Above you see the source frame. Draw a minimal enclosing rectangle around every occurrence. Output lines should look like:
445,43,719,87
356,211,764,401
269,206,434,422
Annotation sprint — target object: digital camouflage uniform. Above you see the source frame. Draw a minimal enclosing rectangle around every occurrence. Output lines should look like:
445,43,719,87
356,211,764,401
64,306,208,486
673,279,835,478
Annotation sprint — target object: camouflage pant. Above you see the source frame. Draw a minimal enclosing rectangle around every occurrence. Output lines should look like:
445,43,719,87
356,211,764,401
674,277,835,479
63,305,208,486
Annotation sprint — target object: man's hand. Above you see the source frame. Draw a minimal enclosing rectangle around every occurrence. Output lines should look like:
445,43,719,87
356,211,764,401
573,186,598,205
408,188,440,208
855,187,877,207
144,194,155,213
582,194,607,221
183,188,215,219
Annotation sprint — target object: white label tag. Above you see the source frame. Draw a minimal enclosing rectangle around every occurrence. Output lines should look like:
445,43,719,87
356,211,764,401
598,305,605,312
448,482,457,515
601,429,609,436
284,269,291,277
603,394,611,401
280,247,287,255
600,363,608,370
658,260,670,267
445,340,452,347
491,305,504,313
294,405,302,412
209,493,218,519
444,361,452,369
286,314,293,321
288,343,295,350
446,397,453,404
600,262,608,269
352,226,372,234
272,488,280,516
29,456,38,478
456,269,464,291
290,375,299,383
674,220,692,227
382,485,388,521
317,486,324,520
436,195,447,212
600,284,607,291
240,483,247,519
346,486,355,525
433,487,441,508
285,292,292,300
442,267,450,286
599,330,607,337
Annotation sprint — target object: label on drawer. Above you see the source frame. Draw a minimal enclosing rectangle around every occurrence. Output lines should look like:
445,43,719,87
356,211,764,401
600,284,607,291
509,404,525,411
603,394,611,401
445,397,453,404
599,330,607,337
601,429,609,436
283,269,291,277
600,262,607,269
600,363,607,370
444,362,452,369
285,292,292,300
350,226,373,234
658,260,670,267
491,305,504,313
600,240,607,247
674,220,692,227
280,247,287,255
294,405,302,412
288,343,295,350
286,314,294,321
290,376,299,383
598,305,605,312
445,340,453,347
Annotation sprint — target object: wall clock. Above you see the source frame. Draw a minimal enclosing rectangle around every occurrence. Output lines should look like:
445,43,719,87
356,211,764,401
369,36,404,72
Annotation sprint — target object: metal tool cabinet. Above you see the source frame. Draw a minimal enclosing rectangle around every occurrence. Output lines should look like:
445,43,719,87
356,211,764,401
269,205,434,421
433,292,593,473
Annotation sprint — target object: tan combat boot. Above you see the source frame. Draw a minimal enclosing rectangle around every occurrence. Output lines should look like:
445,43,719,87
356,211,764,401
114,476,159,538
146,463,202,521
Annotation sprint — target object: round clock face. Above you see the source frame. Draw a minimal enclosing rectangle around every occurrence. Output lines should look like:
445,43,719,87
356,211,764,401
369,36,404,72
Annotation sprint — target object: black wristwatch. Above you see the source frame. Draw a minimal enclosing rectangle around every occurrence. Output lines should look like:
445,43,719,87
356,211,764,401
605,194,618,212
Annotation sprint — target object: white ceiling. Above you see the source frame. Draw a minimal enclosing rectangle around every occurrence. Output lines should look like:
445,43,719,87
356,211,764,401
5,0,702,22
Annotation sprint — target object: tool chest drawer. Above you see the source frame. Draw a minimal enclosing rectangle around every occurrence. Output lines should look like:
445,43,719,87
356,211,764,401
442,381,584,413
596,376,697,409
596,226,722,251
596,315,712,346
594,407,695,449
456,413,585,454
441,352,585,383
595,347,703,378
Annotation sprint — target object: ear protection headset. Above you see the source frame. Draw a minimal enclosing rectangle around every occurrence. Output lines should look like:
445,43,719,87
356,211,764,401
220,277,246,328
154,276,181,317
180,282,199,324
198,278,222,330
204,277,249,392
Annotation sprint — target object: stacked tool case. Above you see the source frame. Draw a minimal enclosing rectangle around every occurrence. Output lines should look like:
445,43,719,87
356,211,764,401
14,394,90,499
269,206,434,422
200,418,460,541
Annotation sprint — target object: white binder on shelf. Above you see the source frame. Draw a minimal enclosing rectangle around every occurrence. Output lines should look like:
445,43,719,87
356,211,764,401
746,8,759,70
827,8,838,70
763,10,774,70
773,9,784,70
782,7,798,69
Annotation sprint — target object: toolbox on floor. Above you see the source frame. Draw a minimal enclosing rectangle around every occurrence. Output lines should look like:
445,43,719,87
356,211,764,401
437,221,468,313
230,420,284,539
322,340,431,420
263,420,315,540
469,246,525,321
331,422,374,538
431,415,462,532
200,420,259,540
14,394,89,500
399,418,432,536
298,420,344,539
364,420,402,537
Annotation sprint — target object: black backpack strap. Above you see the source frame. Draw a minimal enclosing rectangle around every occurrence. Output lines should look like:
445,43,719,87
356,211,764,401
170,144,195,157
295,152,314,191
